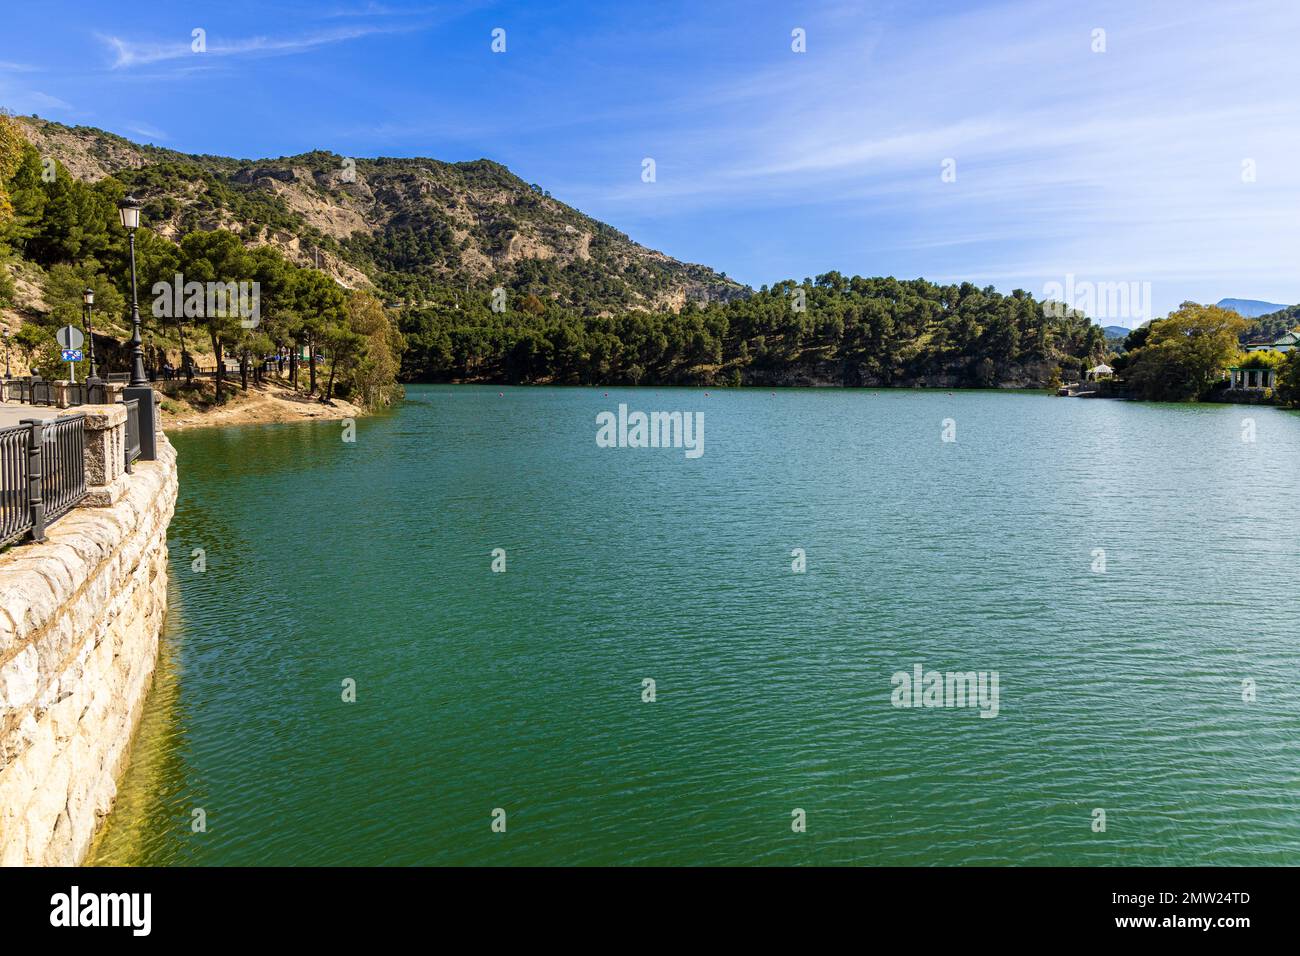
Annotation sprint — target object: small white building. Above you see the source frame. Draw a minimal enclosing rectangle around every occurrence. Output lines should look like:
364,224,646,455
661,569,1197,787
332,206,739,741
1086,363,1113,381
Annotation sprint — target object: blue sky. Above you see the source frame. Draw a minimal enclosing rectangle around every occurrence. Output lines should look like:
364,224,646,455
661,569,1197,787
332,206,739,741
4,0,1299,323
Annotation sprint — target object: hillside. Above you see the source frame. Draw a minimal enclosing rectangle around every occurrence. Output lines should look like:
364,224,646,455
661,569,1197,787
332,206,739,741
1247,304,1300,341
12,115,747,316
2,114,1106,391
1099,324,1129,344
1216,297,1289,319
399,275,1109,387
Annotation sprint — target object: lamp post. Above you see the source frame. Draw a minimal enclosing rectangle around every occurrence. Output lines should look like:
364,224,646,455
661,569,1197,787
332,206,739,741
117,195,147,387
117,194,157,461
82,287,99,382
2,330,9,378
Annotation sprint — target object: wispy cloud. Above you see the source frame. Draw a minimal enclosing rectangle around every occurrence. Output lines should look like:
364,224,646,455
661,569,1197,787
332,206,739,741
126,122,169,142
100,22,415,69
549,0,1300,312
0,61,38,73
23,91,73,112
321,2,447,17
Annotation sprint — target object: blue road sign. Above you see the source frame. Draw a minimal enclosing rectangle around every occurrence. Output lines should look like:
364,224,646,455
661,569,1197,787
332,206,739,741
61,349,83,362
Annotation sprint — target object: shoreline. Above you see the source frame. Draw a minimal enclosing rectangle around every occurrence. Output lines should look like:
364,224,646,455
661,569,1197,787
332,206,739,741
401,379,1299,408
160,379,368,432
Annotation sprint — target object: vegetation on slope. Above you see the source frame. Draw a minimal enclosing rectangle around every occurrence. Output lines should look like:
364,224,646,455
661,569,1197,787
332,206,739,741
0,112,401,408
399,273,1109,387
16,112,1283,401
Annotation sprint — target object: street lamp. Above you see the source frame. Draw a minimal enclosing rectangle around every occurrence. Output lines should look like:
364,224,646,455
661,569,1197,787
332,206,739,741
117,195,147,387
82,287,99,382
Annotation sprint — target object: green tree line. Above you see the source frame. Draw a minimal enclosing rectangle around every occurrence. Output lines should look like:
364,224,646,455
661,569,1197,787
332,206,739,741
399,273,1109,387
0,112,401,408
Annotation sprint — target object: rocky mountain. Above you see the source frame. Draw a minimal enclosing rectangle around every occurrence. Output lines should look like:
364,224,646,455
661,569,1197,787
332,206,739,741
13,116,747,316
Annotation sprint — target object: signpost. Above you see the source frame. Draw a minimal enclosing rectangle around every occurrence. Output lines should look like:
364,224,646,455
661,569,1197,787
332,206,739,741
56,326,85,383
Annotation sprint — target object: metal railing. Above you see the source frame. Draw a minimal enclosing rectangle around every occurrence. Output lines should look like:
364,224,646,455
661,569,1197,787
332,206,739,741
3,377,42,404
0,422,31,548
122,398,141,474
40,414,87,526
3,376,107,407
0,414,87,548
66,380,110,405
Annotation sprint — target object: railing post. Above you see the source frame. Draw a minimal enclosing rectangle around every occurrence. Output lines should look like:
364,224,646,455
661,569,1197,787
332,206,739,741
21,418,45,543
123,385,157,461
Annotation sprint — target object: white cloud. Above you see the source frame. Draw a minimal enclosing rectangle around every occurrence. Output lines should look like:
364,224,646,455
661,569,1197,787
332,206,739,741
17,91,74,113
100,23,412,69
127,123,169,142
562,0,1300,313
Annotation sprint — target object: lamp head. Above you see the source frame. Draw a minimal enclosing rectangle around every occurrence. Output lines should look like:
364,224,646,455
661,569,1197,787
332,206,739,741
117,195,143,231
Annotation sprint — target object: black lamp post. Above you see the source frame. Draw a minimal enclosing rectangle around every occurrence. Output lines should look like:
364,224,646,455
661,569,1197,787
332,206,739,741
118,195,147,387
82,287,99,382
117,194,157,460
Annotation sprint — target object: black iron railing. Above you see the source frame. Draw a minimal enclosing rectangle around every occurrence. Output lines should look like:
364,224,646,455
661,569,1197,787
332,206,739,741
0,415,87,548
66,380,109,405
4,376,107,407
122,398,141,474
40,414,87,526
0,422,31,548
5,377,34,403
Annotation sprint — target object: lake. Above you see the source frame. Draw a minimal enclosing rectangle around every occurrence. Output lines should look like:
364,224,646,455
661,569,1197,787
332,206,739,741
90,385,1300,865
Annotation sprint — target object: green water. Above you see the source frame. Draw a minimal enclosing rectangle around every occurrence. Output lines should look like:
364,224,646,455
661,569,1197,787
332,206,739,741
90,385,1300,866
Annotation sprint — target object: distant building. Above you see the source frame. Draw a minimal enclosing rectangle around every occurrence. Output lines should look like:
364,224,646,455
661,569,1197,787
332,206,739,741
1086,363,1113,380
1227,366,1277,390
1245,329,1300,353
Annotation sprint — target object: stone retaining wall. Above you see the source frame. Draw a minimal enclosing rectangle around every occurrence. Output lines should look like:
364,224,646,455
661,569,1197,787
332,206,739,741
0,423,176,865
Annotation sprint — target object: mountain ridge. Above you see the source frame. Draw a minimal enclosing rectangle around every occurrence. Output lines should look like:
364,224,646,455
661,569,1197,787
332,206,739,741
11,114,748,316
1216,297,1290,319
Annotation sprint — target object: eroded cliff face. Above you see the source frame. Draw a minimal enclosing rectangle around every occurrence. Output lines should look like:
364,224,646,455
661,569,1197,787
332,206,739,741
0,438,177,866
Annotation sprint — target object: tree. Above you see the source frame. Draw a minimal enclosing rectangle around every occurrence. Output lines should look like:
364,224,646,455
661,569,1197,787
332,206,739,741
119,228,185,375
177,229,253,402
41,265,126,371
26,164,118,268
1,117,47,258
288,269,347,394
1272,351,1300,407
1123,303,1247,401
247,245,295,386
350,292,402,406
0,112,27,230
